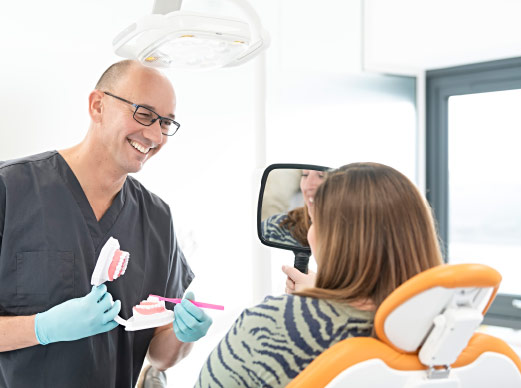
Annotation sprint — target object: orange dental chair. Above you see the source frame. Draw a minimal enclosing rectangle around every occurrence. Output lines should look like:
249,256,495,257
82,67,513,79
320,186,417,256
287,264,521,387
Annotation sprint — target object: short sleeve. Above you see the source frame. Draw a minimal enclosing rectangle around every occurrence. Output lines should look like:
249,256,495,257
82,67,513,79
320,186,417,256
0,175,5,251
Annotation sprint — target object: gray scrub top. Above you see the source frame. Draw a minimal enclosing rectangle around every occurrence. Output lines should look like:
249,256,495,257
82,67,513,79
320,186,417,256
0,151,194,388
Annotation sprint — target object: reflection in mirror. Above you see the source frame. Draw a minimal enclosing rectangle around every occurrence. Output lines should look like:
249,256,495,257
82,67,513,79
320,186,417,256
257,165,329,252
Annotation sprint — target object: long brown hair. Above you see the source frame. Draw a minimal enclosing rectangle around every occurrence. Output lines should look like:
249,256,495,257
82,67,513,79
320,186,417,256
297,162,443,309
279,206,311,246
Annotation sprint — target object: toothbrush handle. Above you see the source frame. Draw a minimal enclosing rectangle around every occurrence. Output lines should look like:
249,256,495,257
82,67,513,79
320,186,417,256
190,301,225,310
149,295,224,310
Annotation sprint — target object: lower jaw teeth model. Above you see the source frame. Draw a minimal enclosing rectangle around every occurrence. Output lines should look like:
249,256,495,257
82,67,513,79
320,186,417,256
114,296,174,331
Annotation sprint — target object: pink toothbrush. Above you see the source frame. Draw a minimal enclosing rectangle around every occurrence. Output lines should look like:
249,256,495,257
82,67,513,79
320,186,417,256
149,295,224,311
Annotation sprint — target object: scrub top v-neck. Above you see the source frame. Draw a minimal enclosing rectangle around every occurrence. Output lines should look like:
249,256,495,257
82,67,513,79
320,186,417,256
53,151,127,251
0,151,194,388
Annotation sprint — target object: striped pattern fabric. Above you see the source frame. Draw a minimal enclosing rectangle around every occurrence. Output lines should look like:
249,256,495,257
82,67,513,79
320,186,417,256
196,294,374,388
261,213,303,247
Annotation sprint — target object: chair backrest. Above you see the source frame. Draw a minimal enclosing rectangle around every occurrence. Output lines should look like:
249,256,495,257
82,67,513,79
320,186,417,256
287,264,521,388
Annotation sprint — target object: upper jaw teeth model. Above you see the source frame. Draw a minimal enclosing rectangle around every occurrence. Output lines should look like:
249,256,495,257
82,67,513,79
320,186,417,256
91,237,174,331
91,237,129,286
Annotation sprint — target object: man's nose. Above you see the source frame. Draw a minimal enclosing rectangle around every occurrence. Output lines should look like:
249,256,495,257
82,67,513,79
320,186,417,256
144,119,164,145
306,175,321,190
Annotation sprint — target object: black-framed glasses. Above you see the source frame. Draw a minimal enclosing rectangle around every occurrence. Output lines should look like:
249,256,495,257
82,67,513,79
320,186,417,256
103,91,180,136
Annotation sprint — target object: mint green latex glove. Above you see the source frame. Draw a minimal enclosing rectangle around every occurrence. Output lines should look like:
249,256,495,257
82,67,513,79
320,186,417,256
34,284,121,345
173,291,213,343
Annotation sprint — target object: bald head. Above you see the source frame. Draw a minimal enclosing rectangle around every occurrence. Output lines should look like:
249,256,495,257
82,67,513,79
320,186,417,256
95,60,172,92
95,60,136,91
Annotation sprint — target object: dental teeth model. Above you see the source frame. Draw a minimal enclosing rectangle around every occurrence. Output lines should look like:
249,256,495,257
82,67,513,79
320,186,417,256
91,237,130,286
114,296,174,331
89,237,173,331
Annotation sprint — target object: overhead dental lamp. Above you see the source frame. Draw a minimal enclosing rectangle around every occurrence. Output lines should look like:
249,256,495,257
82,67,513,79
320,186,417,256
112,0,269,70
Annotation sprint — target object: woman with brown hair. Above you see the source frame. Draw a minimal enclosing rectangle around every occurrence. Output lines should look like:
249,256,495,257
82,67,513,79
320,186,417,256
196,162,443,388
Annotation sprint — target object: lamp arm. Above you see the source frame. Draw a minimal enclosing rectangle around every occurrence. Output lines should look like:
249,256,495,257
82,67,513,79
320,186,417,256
225,0,261,42
224,0,269,67
152,0,183,15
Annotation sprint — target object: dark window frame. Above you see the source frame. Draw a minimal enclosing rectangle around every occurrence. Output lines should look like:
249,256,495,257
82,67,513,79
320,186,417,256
426,56,521,329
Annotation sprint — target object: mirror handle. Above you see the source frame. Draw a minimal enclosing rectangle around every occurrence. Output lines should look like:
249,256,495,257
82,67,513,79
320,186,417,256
293,251,310,274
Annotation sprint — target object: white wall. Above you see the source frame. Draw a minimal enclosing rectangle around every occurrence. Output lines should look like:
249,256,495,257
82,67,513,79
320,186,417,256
364,0,521,72
261,0,416,299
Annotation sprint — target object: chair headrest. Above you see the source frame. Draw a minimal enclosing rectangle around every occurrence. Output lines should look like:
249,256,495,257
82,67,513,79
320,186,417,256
374,264,501,359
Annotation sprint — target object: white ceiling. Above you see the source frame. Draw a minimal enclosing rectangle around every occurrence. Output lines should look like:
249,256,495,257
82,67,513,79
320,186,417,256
363,0,521,73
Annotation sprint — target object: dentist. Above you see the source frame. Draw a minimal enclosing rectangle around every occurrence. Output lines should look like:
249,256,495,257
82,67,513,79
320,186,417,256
0,60,212,387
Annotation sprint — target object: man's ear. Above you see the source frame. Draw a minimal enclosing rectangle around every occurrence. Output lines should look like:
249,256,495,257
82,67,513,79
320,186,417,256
89,90,105,123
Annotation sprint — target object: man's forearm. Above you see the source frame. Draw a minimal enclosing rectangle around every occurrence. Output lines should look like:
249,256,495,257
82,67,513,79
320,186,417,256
147,325,193,371
0,315,39,352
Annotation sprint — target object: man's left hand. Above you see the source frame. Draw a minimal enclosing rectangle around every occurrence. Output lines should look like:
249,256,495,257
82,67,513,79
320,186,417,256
173,291,212,342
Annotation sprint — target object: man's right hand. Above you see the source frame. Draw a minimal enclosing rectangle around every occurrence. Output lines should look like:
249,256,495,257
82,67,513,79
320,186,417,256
34,284,120,345
282,265,316,294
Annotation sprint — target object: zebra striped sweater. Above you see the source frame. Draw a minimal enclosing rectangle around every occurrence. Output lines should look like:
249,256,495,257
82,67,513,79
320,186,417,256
195,294,374,387
261,213,303,247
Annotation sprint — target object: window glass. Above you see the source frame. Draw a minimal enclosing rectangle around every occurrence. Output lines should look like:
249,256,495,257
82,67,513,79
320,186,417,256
448,89,521,294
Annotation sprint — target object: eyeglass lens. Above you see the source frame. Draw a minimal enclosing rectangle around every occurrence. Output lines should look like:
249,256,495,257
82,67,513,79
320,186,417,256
134,106,177,135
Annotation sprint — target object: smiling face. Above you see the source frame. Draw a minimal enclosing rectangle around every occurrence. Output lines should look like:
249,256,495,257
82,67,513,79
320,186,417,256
300,170,326,210
96,64,176,175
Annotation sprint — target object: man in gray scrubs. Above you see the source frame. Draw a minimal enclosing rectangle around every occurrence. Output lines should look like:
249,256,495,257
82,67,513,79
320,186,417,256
0,60,212,387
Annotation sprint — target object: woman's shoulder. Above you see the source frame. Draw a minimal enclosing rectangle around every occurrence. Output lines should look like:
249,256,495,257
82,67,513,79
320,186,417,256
234,294,373,351
235,294,300,328
266,212,289,222
261,213,302,246
241,294,374,326
239,294,291,323
262,213,289,230
321,298,375,325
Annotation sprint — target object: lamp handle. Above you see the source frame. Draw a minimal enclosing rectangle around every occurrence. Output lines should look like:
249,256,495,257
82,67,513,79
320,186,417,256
153,0,182,14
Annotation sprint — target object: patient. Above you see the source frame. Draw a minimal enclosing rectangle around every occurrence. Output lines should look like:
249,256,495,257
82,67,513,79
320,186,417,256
196,162,443,387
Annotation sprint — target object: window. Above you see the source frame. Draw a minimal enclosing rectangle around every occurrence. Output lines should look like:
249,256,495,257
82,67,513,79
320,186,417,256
426,57,521,328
